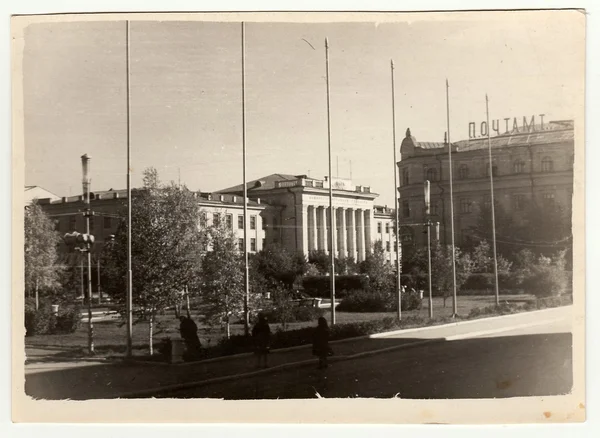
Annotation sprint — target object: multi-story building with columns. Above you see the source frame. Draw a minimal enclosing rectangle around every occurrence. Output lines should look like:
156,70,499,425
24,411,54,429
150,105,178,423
34,173,397,267
397,119,574,250
218,174,396,263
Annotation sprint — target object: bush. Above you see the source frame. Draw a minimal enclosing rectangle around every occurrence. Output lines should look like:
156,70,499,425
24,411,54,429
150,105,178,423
24,307,57,337
401,292,422,311
262,305,323,324
337,290,390,312
302,275,369,298
55,305,82,334
24,302,82,336
463,273,522,292
522,268,569,298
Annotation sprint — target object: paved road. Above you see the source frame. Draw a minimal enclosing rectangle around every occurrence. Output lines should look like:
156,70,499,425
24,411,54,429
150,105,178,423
154,313,572,400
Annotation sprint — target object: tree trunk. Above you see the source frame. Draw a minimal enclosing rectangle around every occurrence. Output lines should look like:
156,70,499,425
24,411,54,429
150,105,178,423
149,313,154,356
225,317,231,339
35,279,39,311
185,287,191,318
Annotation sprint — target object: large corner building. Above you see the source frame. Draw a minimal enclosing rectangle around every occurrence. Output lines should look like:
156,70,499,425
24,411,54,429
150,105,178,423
397,119,575,249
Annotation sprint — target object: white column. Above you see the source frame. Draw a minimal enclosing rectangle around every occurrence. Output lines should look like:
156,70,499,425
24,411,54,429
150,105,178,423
302,205,309,255
309,206,318,252
365,209,373,255
347,208,356,261
338,207,347,258
318,206,328,253
356,209,365,262
329,206,336,256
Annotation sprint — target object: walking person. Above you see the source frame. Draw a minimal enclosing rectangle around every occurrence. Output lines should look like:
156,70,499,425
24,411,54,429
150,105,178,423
252,314,271,369
313,316,331,369
179,315,201,359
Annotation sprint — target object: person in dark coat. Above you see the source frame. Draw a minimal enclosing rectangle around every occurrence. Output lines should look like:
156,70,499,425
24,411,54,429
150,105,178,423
179,316,201,358
252,314,271,368
312,316,331,369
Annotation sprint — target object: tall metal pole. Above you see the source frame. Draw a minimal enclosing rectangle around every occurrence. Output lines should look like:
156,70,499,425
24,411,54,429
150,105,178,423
97,256,102,304
446,79,458,317
242,22,250,336
81,154,94,354
425,180,433,319
126,20,133,357
391,60,402,321
485,94,500,305
325,38,336,325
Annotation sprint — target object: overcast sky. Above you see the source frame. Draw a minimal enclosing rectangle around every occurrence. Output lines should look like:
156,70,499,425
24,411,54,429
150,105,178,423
22,11,584,206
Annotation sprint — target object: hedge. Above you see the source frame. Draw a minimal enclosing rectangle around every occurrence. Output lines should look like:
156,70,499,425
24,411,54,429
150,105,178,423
25,304,82,337
302,275,369,298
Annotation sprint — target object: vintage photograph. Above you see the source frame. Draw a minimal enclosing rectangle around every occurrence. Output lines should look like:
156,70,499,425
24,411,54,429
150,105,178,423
12,10,585,423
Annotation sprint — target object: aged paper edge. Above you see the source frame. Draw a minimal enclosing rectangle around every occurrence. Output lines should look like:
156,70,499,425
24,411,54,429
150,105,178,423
10,10,586,424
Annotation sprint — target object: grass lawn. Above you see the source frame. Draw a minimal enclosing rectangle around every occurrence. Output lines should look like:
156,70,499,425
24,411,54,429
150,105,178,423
25,294,535,360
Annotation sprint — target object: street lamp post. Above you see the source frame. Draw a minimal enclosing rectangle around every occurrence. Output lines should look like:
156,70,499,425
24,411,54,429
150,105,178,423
81,153,94,354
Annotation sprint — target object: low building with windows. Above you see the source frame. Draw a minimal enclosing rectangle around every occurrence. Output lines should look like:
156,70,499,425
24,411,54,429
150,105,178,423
397,120,574,249
38,189,267,257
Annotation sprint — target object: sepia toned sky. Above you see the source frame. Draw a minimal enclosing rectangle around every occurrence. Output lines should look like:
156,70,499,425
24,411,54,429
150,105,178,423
22,11,585,206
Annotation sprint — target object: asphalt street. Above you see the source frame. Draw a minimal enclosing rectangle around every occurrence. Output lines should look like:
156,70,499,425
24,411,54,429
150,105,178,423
154,314,572,400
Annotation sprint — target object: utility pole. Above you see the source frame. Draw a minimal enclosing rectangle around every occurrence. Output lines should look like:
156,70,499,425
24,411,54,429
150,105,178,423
81,154,94,354
425,180,433,319
125,20,133,357
241,22,250,336
446,79,458,317
325,38,336,325
485,94,501,306
391,60,402,321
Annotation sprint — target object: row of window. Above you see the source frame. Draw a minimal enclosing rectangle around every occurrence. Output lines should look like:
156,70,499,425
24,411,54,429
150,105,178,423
57,215,113,232
401,192,557,217
402,156,563,185
376,222,391,234
201,212,262,230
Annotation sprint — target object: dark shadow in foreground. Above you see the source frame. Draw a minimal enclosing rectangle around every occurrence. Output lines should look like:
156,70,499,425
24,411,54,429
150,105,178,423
148,333,573,400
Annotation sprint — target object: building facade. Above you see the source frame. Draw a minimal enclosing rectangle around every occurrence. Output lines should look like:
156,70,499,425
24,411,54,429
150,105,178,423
218,173,397,263
35,174,397,264
37,189,267,257
397,120,574,249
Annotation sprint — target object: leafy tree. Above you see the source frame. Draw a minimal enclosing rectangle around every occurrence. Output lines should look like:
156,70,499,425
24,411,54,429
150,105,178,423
470,240,512,275
254,244,308,289
335,256,358,275
521,250,570,298
308,250,330,274
403,243,474,308
24,201,63,309
359,241,394,294
200,222,245,339
101,168,205,354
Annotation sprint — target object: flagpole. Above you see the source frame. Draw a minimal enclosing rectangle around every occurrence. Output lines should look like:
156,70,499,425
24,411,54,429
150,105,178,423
485,94,500,305
446,79,458,317
242,22,250,336
125,20,133,357
325,38,336,325
391,60,402,321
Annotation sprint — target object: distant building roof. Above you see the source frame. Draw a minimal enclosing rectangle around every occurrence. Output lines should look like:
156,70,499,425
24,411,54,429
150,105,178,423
216,173,300,194
406,121,574,155
24,186,60,205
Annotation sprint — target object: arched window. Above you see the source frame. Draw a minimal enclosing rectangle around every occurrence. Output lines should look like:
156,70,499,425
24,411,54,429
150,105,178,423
513,159,525,174
402,168,409,186
460,198,472,214
458,164,469,180
426,167,438,182
485,163,498,177
542,156,554,172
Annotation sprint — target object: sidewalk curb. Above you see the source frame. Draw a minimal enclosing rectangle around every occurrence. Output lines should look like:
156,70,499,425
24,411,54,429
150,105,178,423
121,306,571,368
117,338,444,399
